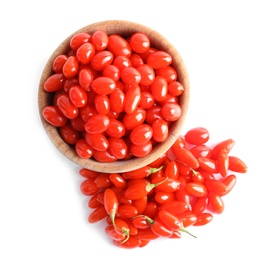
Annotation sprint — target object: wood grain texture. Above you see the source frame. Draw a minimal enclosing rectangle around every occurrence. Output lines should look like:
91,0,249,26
38,20,190,173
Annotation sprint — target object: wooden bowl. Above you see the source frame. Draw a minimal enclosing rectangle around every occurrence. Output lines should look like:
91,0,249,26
38,20,190,173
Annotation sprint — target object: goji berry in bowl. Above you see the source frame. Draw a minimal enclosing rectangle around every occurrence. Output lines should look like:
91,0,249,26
38,20,190,173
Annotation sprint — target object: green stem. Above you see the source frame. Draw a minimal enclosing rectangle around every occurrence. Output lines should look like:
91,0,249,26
191,169,198,175
148,165,164,175
146,176,168,192
120,227,130,244
180,226,197,238
110,211,130,244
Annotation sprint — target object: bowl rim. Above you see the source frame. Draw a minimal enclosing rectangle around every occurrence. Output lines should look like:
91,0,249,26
38,19,190,173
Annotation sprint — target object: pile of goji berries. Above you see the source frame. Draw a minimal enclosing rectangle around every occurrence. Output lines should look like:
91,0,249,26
42,30,184,162
79,127,248,249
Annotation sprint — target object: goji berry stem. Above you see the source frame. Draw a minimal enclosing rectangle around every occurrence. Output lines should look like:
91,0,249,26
149,165,164,175
110,210,116,227
120,227,130,244
145,177,168,192
180,226,197,238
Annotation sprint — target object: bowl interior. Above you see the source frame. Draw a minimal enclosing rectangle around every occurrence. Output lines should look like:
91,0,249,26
38,20,190,173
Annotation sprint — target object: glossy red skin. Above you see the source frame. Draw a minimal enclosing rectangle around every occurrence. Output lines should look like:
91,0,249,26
148,152,167,168
129,53,144,67
105,118,125,138
132,216,150,229
124,182,151,200
105,225,126,241
130,141,153,158
59,123,79,144
108,137,128,159
161,102,181,121
145,105,163,124
198,157,218,173
70,32,91,51
221,174,237,195
69,85,88,108
185,182,207,197
150,219,173,237
102,64,120,81
109,174,127,189
52,55,68,73
163,160,179,179
113,55,132,70
152,177,180,193
185,127,210,145
88,193,103,209
210,139,235,159
63,56,79,78
192,197,208,215
91,76,116,95
79,103,97,122
158,201,188,215
177,212,197,227
122,166,155,179
139,91,154,109
79,168,100,179
172,146,199,169
159,93,179,107
228,156,248,173
44,30,249,249
190,144,212,158
158,210,183,230
130,124,153,145
92,30,109,51
77,124,247,247
120,67,141,85
107,34,132,57
88,206,107,223
156,66,178,83
80,179,100,196
75,139,93,159
93,150,118,162
90,50,114,71
76,42,95,64
44,73,65,92
109,88,125,113
209,194,224,214
129,32,150,54
104,188,119,217
78,68,93,91
134,228,159,240
137,64,155,86
116,205,138,219
147,51,172,69
56,93,79,119
218,149,229,177
85,132,109,151
151,75,168,101
132,196,148,215
204,179,228,196
94,173,112,188
113,236,141,249
42,105,67,127
175,189,191,209
111,187,132,206
84,114,110,134
94,94,110,115
191,171,204,183
69,114,85,132
193,213,213,226
155,191,175,204
124,85,141,114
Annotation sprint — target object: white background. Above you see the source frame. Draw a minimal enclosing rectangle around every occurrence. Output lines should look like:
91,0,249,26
1,0,267,259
